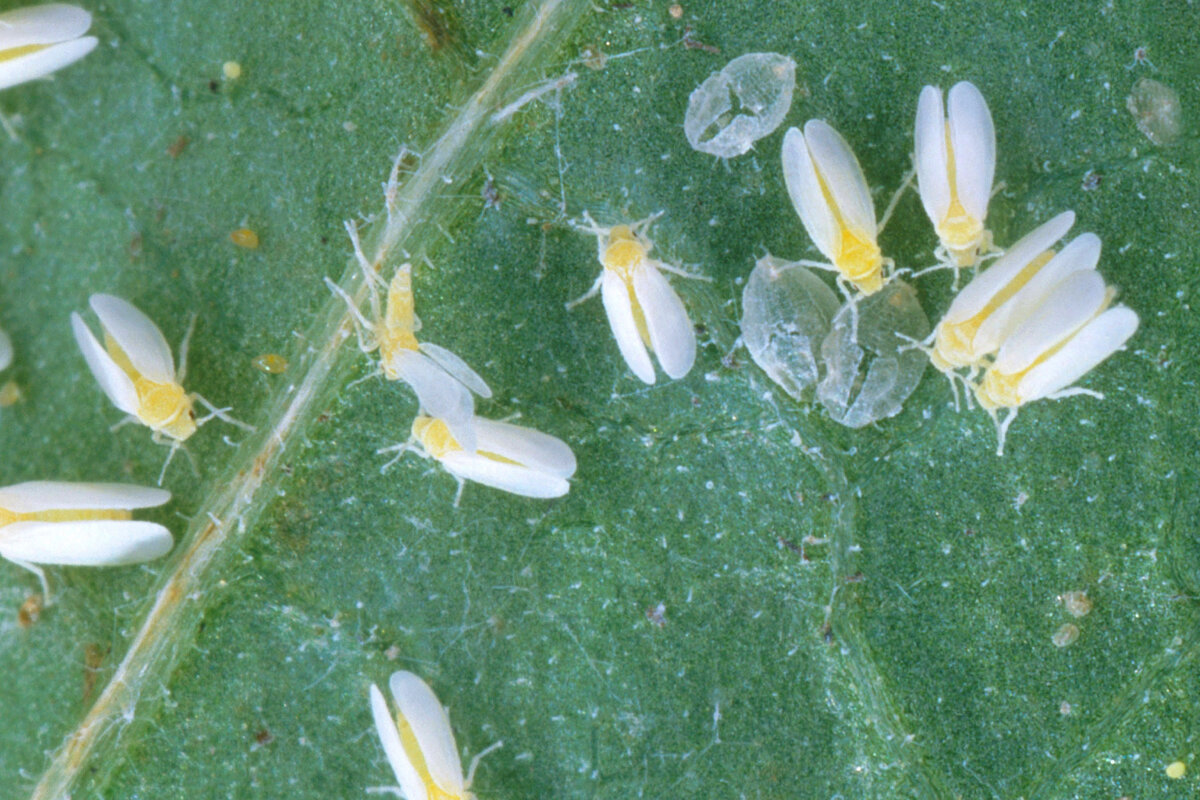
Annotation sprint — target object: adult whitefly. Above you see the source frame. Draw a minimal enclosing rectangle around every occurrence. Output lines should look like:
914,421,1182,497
817,280,930,428
684,52,796,158
0,480,173,602
740,255,840,400
0,4,98,92
914,81,996,268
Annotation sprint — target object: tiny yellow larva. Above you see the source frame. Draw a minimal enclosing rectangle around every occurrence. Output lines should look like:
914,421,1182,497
230,227,260,249
222,60,242,80
251,353,288,374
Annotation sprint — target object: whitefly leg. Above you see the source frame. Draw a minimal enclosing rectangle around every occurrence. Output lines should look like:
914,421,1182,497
10,558,51,606
465,739,505,786
565,272,604,310
177,312,198,382
193,394,255,431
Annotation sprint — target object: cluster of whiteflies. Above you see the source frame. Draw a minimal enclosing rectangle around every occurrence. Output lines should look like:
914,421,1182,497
0,7,186,603
759,80,1138,452
329,220,577,502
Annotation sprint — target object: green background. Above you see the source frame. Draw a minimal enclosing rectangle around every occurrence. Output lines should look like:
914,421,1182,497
0,0,1196,797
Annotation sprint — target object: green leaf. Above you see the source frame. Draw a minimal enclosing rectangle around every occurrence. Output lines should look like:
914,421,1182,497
1,1,1196,798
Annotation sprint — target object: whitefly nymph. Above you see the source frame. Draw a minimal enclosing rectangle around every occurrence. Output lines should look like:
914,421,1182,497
0,480,173,602
369,670,502,800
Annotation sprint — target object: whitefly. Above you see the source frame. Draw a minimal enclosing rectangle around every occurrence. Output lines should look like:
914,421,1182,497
684,52,796,159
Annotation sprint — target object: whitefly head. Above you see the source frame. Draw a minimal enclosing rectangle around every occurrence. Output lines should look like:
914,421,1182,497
0,4,98,92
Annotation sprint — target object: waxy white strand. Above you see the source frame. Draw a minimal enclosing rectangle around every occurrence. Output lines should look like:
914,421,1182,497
369,671,501,800
781,120,888,294
569,212,699,384
0,4,98,92
914,81,997,268
0,480,172,601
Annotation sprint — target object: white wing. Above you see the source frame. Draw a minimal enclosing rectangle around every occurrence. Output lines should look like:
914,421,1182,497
601,270,656,384
441,452,571,499
71,312,141,416
418,342,492,398
973,232,1100,355
1018,307,1139,402
944,211,1075,324
947,81,995,222
472,417,576,478
781,126,840,262
0,35,97,91
0,520,172,566
913,85,950,227
993,271,1107,375
389,671,465,796
0,481,169,513
633,263,696,380
803,119,877,238
393,351,476,451
90,294,177,382
369,683,428,800
0,326,12,371
0,4,92,47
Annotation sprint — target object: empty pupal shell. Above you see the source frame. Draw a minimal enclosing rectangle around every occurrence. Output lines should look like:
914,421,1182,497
0,4,98,92
975,270,1139,454
914,81,996,267
413,414,576,499
369,671,500,800
570,214,698,384
71,294,198,441
931,211,1077,374
782,120,884,294
0,480,173,601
